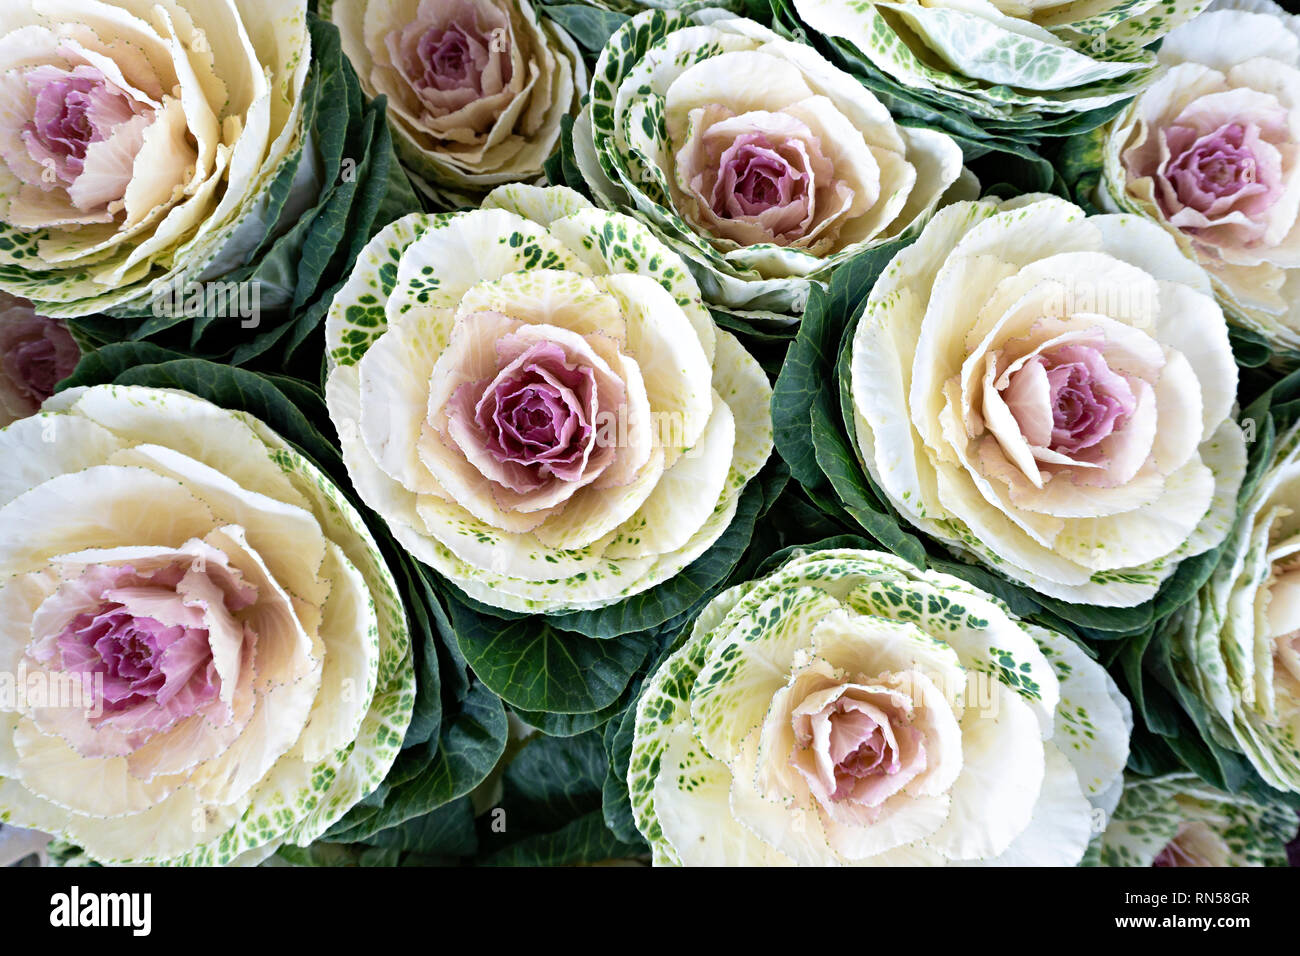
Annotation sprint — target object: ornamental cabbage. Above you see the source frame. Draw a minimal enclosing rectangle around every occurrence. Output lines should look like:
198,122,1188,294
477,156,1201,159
628,547,1131,865
787,0,1210,127
572,7,968,322
325,183,772,614
0,0,312,316
326,0,585,207
1174,417,1300,793
850,194,1245,607
0,385,414,865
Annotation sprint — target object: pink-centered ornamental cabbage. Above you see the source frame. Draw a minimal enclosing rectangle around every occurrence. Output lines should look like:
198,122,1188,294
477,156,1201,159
0,293,77,426
573,9,971,323
0,1,312,316
325,183,773,614
850,194,1245,607
0,386,414,865
1097,0,1300,352
628,548,1131,866
326,0,584,205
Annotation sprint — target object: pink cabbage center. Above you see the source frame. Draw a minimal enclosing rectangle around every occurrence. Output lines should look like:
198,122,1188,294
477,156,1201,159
713,133,807,222
449,338,598,490
1161,121,1282,221
34,561,256,735
1002,343,1137,456
386,0,514,132
20,64,148,190
417,21,495,98
790,683,927,814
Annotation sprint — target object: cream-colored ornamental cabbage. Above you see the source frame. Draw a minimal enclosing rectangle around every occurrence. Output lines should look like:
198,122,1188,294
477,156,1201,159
850,194,1245,608
628,548,1131,866
324,183,772,614
1174,418,1300,793
572,8,970,323
325,0,584,206
1095,0,1300,353
0,386,414,865
1095,773,1297,866
0,0,311,316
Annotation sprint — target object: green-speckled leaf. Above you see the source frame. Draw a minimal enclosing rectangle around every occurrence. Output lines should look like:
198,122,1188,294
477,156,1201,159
786,0,1203,126
1097,773,1297,866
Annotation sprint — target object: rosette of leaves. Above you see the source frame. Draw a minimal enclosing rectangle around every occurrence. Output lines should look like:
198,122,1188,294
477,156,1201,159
1091,772,1298,866
771,200,1256,646
1058,0,1300,368
1112,368,1300,805
622,544,1131,866
46,345,508,865
759,0,1185,196
41,12,421,373
324,0,587,211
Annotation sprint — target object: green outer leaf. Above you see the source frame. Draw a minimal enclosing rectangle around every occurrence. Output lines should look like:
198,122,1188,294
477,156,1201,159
498,732,608,832
479,811,646,866
447,591,658,714
539,3,630,52
1055,123,1109,213
777,240,909,469
772,284,839,491
772,240,928,563
601,696,645,847
285,796,478,865
394,555,443,750
59,342,195,392
512,680,637,737
541,113,580,195
326,681,508,842
355,797,478,860
1227,325,1275,371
